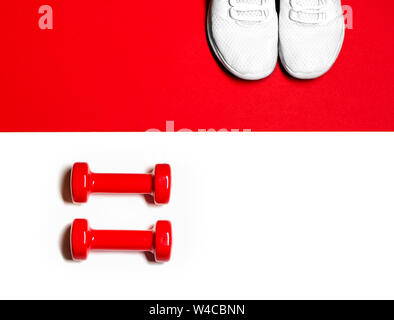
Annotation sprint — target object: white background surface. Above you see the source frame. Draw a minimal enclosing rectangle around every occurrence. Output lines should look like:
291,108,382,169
0,133,393,299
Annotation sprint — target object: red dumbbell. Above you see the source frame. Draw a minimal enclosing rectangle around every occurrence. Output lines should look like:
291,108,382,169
71,219,172,262
71,162,171,205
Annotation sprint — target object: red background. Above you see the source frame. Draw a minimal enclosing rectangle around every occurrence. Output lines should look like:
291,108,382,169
0,1,393,131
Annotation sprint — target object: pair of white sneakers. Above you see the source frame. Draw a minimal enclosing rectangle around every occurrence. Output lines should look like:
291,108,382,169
207,0,345,80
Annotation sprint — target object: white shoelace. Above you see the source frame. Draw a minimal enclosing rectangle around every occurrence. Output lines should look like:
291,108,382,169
289,0,329,24
229,0,271,22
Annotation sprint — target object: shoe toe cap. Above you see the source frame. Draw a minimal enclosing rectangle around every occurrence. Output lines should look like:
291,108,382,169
279,18,345,79
210,15,278,80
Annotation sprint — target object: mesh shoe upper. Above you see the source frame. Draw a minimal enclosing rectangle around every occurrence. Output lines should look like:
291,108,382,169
279,0,345,79
208,0,278,80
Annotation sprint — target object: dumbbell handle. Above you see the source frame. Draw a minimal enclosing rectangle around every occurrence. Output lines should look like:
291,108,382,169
88,173,153,194
88,229,154,251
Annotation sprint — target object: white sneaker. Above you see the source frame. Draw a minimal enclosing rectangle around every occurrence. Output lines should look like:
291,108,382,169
279,0,345,79
207,0,278,80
